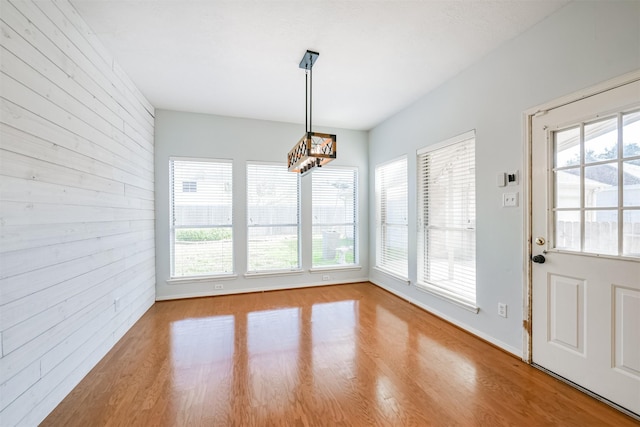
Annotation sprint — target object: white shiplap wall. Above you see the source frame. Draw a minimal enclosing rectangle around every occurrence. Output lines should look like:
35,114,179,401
0,0,156,425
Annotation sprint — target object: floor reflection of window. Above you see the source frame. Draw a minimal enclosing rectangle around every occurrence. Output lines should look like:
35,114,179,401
312,300,357,390
247,308,300,409
170,315,235,369
417,334,477,394
376,306,408,356
374,307,407,419
170,315,235,399
375,375,401,422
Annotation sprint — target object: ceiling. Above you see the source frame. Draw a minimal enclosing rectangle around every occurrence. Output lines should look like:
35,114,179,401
70,0,570,131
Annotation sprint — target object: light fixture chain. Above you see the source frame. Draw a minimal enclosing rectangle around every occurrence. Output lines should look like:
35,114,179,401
305,70,308,133
309,66,313,134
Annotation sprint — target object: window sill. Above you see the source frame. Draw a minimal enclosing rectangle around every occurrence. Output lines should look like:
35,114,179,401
309,265,362,273
373,267,410,284
167,274,238,285
415,283,479,313
244,269,304,279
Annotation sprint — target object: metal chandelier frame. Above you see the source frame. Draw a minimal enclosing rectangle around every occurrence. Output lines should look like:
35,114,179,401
287,50,336,175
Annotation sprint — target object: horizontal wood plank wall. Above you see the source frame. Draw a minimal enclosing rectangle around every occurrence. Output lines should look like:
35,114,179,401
0,0,156,425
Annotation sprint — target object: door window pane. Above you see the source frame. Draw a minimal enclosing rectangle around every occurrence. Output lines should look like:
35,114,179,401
623,159,640,207
555,168,581,208
555,127,581,168
623,111,640,157
584,163,618,207
584,210,618,255
585,117,617,163
623,210,640,257
555,210,581,251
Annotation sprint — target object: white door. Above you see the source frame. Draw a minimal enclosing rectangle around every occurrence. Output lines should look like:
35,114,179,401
531,78,640,416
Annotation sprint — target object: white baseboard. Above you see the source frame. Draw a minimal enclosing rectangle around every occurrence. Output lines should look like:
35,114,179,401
155,277,370,301
369,279,523,358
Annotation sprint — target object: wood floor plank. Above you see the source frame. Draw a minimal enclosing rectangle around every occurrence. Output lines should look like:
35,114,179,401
41,282,638,426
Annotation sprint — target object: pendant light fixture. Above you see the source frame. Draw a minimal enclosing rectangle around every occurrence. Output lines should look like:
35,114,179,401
287,50,336,175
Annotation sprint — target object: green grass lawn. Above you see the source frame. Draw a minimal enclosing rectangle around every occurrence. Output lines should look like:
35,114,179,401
174,234,356,277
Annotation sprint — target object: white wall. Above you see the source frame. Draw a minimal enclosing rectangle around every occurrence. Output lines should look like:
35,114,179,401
155,110,369,300
0,1,156,425
368,0,640,355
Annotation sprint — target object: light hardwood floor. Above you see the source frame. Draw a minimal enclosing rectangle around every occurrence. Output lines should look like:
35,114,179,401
42,282,638,426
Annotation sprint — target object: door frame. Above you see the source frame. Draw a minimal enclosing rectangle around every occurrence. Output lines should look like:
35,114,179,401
522,69,640,363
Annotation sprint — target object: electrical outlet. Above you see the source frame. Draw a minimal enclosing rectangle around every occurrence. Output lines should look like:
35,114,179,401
322,275,330,281
502,192,518,207
498,303,507,318
214,284,223,290
114,298,121,312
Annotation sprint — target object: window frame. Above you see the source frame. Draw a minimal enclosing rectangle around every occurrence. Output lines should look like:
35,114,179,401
311,166,359,269
551,110,640,259
374,155,409,280
416,131,477,312
169,157,234,280
246,161,301,274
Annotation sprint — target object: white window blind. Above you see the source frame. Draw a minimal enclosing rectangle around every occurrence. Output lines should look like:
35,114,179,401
170,158,233,278
375,157,408,278
417,132,476,309
247,163,300,272
312,167,358,267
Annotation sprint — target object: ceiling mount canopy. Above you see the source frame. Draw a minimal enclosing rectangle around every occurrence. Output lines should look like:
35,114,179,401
299,49,319,70
288,50,337,175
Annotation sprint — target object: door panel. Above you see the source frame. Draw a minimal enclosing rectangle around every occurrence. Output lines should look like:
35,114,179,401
531,79,640,416
615,286,640,376
548,274,585,354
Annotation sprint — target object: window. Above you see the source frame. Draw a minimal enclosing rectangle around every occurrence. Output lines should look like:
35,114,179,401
417,131,476,309
170,158,233,278
312,167,358,267
554,110,640,257
375,157,408,278
247,163,300,272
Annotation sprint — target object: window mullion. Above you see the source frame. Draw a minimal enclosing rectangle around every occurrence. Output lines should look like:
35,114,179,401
617,113,624,256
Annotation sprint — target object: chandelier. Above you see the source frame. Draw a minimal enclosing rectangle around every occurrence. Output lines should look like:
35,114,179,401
287,50,336,175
